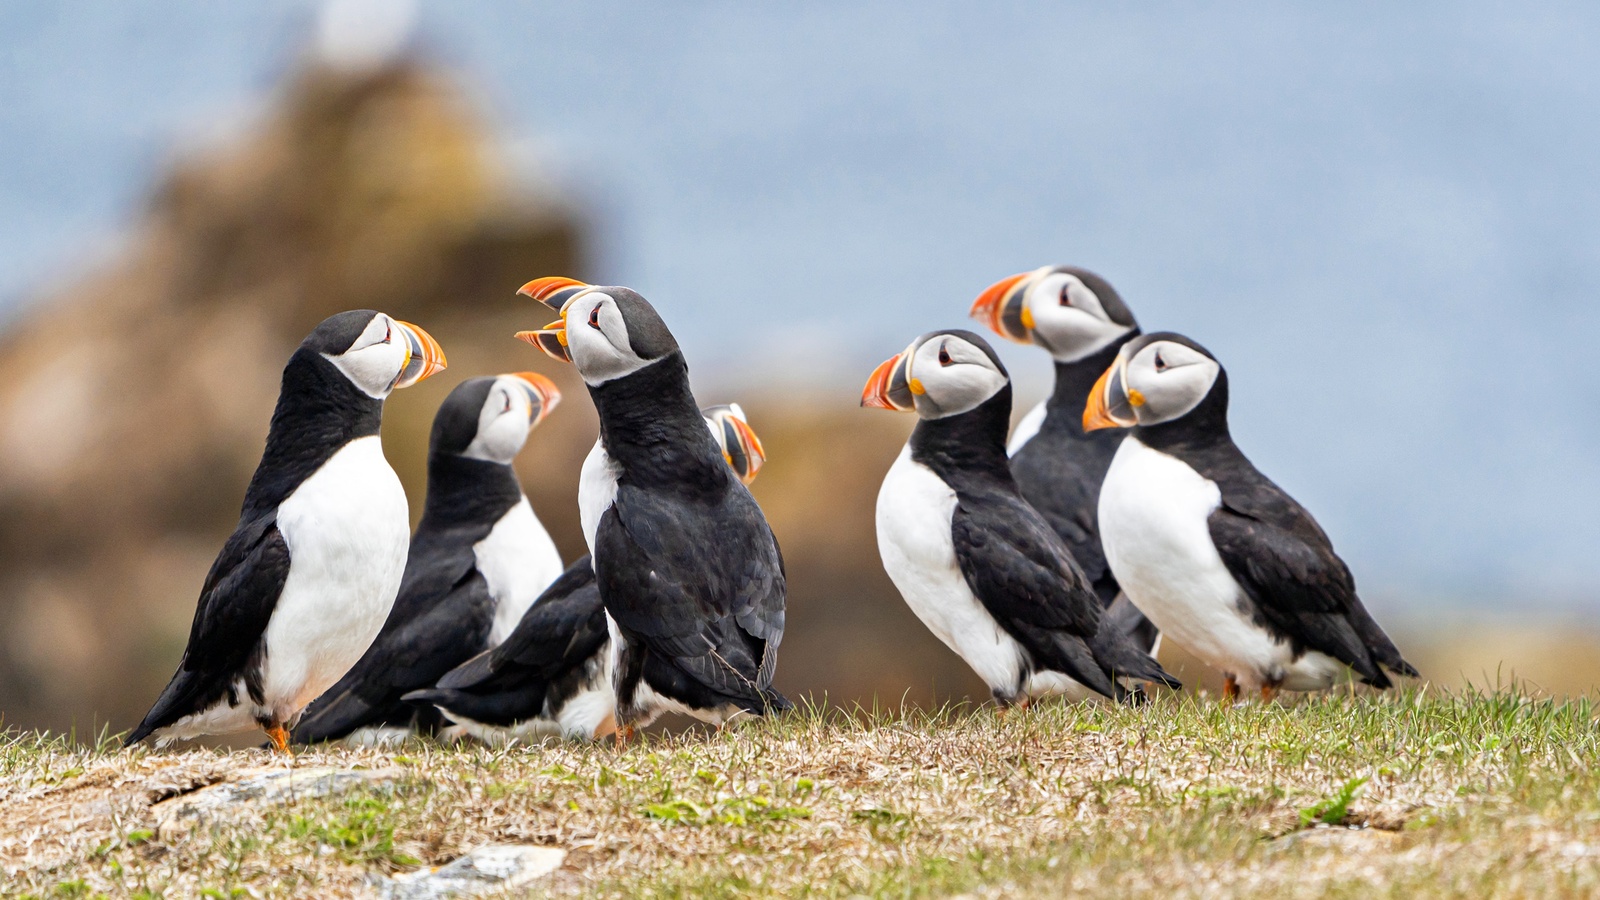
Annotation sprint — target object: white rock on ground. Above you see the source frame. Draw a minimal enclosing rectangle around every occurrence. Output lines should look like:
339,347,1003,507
376,844,567,899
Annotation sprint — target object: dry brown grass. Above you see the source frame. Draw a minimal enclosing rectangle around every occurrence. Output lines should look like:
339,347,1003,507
3,687,1599,898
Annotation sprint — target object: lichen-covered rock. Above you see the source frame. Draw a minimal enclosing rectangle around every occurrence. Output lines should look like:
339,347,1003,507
151,766,403,839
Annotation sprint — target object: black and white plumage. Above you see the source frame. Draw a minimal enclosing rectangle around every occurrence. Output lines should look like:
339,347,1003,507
1085,332,1418,699
290,372,564,746
124,311,447,750
969,266,1157,649
402,404,769,743
863,329,1178,706
515,277,788,732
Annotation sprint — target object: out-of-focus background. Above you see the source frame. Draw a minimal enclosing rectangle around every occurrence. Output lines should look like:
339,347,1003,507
3,1,1599,736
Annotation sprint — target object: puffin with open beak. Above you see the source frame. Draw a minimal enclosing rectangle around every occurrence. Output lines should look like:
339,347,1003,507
291,372,565,746
403,403,770,743
864,329,1179,707
125,311,447,751
1087,332,1418,700
512,277,789,734
969,266,1158,653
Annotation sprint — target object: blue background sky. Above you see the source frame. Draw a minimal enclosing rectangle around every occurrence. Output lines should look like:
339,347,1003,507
3,2,1599,609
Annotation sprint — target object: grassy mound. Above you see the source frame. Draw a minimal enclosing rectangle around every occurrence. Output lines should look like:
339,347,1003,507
3,686,1597,897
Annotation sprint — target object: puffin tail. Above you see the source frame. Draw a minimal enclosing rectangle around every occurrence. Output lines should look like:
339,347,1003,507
123,720,156,748
1088,613,1183,694
759,686,794,714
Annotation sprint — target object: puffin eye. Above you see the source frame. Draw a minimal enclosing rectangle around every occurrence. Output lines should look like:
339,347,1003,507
1154,350,1168,372
502,391,512,413
587,306,601,329
382,323,392,344
938,345,952,366
1058,285,1073,307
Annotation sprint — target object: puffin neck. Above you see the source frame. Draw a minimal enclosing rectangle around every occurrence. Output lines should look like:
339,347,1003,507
1041,333,1138,435
910,384,1015,483
590,352,727,487
418,452,524,530
1131,368,1235,457
242,349,384,517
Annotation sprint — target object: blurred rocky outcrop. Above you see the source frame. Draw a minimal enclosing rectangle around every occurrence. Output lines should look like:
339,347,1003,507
0,58,598,733
0,50,995,738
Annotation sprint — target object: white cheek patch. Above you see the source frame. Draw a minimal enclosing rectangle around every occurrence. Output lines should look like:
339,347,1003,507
911,339,1009,419
462,381,535,464
1127,346,1220,426
324,340,408,399
1026,276,1133,363
566,295,652,385
463,410,531,463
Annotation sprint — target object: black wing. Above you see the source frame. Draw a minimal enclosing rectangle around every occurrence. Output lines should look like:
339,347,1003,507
406,559,610,726
949,488,1122,699
1009,426,1126,606
453,557,605,685
596,481,785,707
291,565,495,744
125,513,290,745
1208,486,1416,686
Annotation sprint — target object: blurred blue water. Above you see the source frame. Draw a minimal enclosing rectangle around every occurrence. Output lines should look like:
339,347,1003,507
3,2,1599,606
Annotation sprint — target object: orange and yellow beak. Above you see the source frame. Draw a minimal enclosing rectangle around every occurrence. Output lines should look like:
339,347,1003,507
391,321,448,389
517,276,591,312
1083,357,1139,431
515,277,593,363
968,271,1036,344
508,371,562,427
861,348,920,412
705,405,767,485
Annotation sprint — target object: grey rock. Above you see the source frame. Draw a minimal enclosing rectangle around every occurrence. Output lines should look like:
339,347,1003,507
378,844,567,899
151,766,401,838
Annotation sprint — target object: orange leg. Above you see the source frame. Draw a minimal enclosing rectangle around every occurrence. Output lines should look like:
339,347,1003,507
1260,685,1280,703
1223,675,1240,704
997,696,1031,720
613,725,636,748
265,724,291,755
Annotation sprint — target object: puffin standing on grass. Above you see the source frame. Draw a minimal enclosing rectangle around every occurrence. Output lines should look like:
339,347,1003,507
403,404,769,743
514,277,789,734
124,311,446,751
969,266,1156,649
863,329,1178,706
1086,332,1417,699
290,372,564,746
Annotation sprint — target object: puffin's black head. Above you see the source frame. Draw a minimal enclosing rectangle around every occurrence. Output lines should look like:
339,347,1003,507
969,265,1138,363
307,309,447,398
861,329,1010,420
429,372,562,464
513,277,680,385
1083,331,1226,432
701,403,766,485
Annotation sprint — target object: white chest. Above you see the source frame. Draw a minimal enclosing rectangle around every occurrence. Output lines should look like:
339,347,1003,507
578,440,620,557
875,447,1026,695
1098,437,1328,689
267,435,411,715
475,496,565,647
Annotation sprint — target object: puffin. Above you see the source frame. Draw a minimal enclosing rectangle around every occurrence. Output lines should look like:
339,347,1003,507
1085,332,1418,700
290,371,564,746
514,276,788,734
969,266,1157,650
402,404,769,743
124,310,446,751
863,328,1179,706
